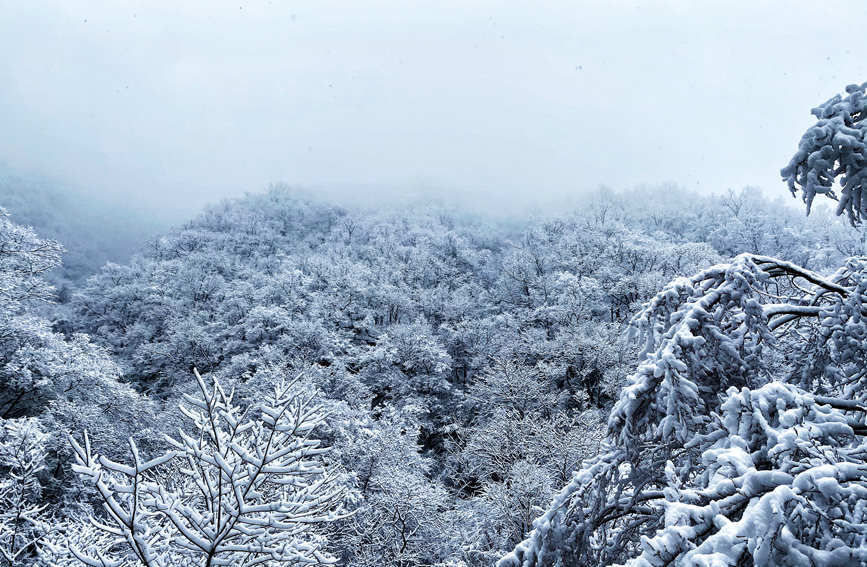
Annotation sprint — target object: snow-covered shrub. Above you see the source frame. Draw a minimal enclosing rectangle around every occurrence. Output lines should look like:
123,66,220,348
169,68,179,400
66,369,345,567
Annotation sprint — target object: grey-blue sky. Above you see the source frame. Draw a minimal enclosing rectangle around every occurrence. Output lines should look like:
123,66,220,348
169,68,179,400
1,0,866,215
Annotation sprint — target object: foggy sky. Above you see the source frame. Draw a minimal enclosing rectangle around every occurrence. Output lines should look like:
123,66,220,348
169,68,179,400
2,0,866,216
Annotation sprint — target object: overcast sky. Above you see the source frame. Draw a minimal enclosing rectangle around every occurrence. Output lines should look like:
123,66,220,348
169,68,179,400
1,0,866,215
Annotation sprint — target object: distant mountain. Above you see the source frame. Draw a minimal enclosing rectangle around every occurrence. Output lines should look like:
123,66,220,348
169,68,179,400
0,168,169,293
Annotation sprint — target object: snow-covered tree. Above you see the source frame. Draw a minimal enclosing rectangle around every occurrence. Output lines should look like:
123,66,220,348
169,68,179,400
782,82,867,238
66,368,345,567
0,418,52,566
0,208,63,314
333,409,453,567
501,253,867,565
0,315,150,443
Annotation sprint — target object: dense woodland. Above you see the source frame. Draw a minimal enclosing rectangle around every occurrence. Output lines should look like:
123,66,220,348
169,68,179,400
1,84,867,566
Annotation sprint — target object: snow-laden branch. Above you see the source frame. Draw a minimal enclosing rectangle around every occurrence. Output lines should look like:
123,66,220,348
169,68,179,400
66,368,346,567
501,254,867,566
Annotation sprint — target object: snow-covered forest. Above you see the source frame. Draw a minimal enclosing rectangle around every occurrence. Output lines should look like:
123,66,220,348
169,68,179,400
1,81,866,566
3,1,867,565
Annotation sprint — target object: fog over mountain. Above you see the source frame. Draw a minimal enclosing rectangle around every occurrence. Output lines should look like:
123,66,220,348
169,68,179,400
2,1,867,216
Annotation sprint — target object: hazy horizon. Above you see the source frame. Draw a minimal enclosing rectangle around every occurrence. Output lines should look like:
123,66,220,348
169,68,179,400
2,1,867,218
